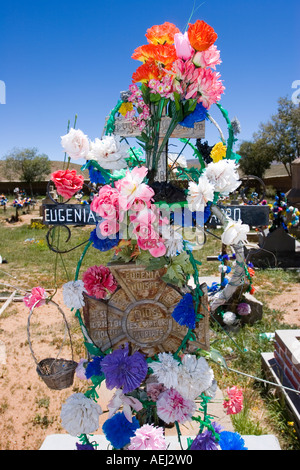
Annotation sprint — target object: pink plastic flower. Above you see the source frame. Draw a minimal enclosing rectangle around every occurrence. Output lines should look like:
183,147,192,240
51,169,84,199
90,185,121,220
185,67,225,109
137,236,167,258
236,303,251,316
115,166,154,211
223,386,244,415
128,424,168,450
23,286,47,309
146,382,166,402
99,219,119,237
156,388,196,424
192,44,221,69
82,265,118,300
174,32,194,60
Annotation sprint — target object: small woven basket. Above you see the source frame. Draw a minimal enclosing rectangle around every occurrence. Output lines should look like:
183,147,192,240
27,300,78,390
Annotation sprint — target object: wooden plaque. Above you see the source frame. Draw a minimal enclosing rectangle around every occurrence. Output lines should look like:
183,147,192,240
82,263,210,357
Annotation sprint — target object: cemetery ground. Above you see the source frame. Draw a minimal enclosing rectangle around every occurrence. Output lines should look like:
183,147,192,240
0,202,299,450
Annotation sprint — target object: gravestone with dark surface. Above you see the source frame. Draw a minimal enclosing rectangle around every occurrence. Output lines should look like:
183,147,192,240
286,158,300,210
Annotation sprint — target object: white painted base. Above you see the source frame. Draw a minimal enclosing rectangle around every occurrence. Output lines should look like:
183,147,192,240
39,433,281,451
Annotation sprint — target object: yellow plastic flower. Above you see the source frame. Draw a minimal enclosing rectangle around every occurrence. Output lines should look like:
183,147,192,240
119,102,134,116
210,142,227,163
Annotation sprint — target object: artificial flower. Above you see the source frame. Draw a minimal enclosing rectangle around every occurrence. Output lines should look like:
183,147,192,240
87,135,128,170
204,379,218,399
168,153,187,170
76,442,95,450
218,431,248,450
187,20,218,52
132,44,177,67
100,344,148,394
210,142,227,163
187,175,215,212
150,352,180,390
85,356,104,379
174,31,194,60
132,60,163,84
89,227,120,252
107,389,143,423
172,293,196,329
236,303,251,316
221,220,250,246
163,228,184,257
146,382,166,402
102,412,140,449
51,169,84,199
82,265,118,300
192,44,221,69
223,386,244,415
61,128,90,160
156,388,196,424
205,159,241,195
115,166,154,211
90,184,121,220
98,219,120,237
176,355,214,401
190,422,223,450
75,359,88,381
23,286,47,309
60,393,102,436
145,22,180,45
222,311,237,326
62,280,86,310
179,103,208,128
128,424,168,450
118,101,134,116
185,67,225,109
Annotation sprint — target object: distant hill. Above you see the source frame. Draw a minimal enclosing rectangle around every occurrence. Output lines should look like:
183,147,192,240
0,158,289,183
0,160,89,182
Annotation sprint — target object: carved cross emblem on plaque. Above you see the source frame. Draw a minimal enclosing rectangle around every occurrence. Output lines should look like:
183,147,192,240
82,263,210,358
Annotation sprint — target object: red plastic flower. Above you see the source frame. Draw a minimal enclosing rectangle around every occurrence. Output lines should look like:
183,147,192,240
187,20,218,52
132,60,163,84
223,386,243,415
145,22,180,45
51,169,84,199
132,44,177,67
82,265,118,300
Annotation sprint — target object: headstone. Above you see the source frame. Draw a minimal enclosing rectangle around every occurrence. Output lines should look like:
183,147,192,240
82,262,210,357
286,158,300,209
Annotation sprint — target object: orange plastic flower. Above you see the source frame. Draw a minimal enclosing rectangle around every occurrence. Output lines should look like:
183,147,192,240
132,60,163,84
187,20,218,52
145,22,180,45
132,43,177,67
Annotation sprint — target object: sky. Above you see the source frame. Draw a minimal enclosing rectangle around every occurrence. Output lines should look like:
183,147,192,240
0,0,299,163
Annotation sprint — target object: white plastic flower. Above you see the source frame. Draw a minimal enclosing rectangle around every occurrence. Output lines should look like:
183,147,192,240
204,378,218,399
168,153,187,174
221,219,250,246
205,159,241,195
87,135,128,169
162,228,184,257
176,355,214,400
61,128,90,160
150,353,180,390
223,311,237,325
107,389,143,423
60,393,102,436
62,280,86,310
187,175,215,212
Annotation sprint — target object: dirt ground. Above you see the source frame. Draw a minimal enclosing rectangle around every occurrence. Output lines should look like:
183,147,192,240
0,212,299,450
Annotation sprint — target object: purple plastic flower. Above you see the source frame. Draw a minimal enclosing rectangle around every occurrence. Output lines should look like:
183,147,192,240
236,303,251,316
100,344,148,394
190,422,223,451
76,442,95,450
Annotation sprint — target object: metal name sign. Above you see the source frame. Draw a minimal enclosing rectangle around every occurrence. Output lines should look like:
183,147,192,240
208,205,270,227
43,204,100,226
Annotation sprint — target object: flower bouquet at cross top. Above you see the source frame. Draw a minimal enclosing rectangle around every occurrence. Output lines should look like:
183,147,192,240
23,19,254,451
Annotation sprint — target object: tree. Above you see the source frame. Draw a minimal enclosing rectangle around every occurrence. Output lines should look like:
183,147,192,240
3,147,51,195
238,97,300,179
238,138,274,179
256,97,300,177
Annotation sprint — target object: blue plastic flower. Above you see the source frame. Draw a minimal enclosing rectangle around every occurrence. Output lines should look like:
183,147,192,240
179,103,208,128
85,356,104,379
172,293,196,329
218,431,248,450
102,412,140,449
88,166,106,185
89,228,120,252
